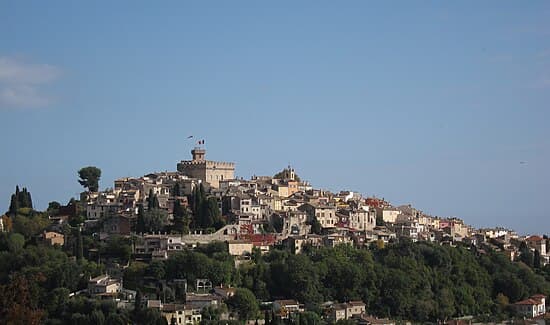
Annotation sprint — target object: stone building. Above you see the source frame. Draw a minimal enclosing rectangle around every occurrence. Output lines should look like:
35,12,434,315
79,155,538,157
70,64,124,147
177,148,235,188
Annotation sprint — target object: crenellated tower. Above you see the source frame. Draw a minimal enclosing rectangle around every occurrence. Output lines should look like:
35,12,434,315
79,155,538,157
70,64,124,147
177,147,235,188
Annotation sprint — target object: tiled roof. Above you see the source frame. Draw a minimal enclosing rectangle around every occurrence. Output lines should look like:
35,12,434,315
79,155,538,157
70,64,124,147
274,299,299,306
514,299,538,305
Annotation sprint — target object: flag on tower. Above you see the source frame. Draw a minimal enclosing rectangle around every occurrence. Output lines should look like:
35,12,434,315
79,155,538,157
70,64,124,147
187,135,193,139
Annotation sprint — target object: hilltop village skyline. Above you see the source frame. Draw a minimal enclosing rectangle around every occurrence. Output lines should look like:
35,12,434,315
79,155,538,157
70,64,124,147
4,145,539,238
27,146,536,237
2,144,549,324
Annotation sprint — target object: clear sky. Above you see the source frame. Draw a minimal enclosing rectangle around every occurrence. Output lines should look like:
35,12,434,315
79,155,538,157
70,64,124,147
1,1,549,234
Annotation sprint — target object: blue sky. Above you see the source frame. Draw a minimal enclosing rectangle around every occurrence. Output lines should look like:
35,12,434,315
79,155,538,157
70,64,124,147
1,1,549,234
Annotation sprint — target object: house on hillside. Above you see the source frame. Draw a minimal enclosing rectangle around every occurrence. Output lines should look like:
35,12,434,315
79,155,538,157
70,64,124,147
273,299,304,319
42,231,64,246
88,275,122,296
514,294,546,319
330,301,366,321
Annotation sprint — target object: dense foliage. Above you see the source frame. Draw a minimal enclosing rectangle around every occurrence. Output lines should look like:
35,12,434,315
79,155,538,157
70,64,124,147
237,241,550,322
192,184,224,230
2,184,550,323
123,240,550,322
8,186,33,216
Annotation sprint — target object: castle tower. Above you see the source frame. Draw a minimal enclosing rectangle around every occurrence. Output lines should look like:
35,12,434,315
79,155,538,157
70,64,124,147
191,148,206,161
177,147,235,188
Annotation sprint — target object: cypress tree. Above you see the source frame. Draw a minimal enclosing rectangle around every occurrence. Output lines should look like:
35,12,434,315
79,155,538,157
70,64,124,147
192,186,203,229
135,290,143,312
7,186,33,215
76,228,84,261
264,310,271,325
173,183,181,197
136,205,146,234
152,195,159,210
18,188,28,208
147,189,155,210
173,200,184,233
519,241,534,267
8,193,18,216
534,249,541,269
25,189,33,209
207,197,222,229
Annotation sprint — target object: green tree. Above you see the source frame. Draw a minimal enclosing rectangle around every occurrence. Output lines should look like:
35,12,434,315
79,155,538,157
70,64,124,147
75,228,84,261
7,187,19,216
173,183,181,197
518,242,534,267
124,262,147,290
271,214,283,233
172,200,189,234
147,189,160,210
534,249,541,269
136,205,146,234
8,186,33,215
143,209,169,233
13,213,51,239
102,235,132,261
7,233,25,253
47,201,61,215
135,290,143,312
78,166,102,192
227,288,259,321
309,216,322,235
147,260,166,280
204,197,222,229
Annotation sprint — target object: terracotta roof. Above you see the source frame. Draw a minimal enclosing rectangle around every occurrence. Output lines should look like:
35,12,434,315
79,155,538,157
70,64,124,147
349,300,366,307
162,303,185,312
332,303,348,310
526,235,544,242
514,299,539,305
274,299,300,306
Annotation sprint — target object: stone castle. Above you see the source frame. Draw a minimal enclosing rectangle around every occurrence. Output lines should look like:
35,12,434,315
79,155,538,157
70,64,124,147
177,147,235,188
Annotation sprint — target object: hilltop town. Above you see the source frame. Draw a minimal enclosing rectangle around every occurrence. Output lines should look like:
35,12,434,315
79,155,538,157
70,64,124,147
76,147,546,265
1,147,549,324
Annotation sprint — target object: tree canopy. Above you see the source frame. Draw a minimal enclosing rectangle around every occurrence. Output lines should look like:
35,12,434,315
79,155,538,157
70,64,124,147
78,166,102,192
8,186,33,216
